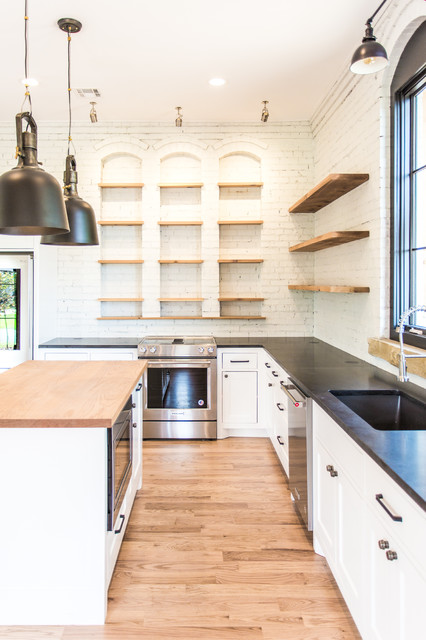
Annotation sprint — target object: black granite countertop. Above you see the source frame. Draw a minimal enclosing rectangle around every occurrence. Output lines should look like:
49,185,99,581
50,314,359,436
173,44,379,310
39,335,426,510
216,336,426,512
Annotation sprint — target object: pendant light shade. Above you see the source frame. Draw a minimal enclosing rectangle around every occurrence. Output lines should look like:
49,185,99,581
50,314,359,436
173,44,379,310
350,23,388,74
41,155,99,245
0,113,69,235
350,0,389,75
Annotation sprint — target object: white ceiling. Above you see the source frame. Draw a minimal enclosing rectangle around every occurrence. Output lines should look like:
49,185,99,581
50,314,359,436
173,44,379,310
0,0,385,123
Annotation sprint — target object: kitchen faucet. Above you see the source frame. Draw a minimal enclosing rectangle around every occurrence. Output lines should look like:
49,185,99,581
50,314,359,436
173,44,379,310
397,304,426,382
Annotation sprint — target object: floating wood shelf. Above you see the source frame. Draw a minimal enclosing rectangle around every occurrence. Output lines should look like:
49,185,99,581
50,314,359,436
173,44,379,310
289,230,370,252
288,284,370,293
218,297,265,301
158,259,204,264
98,259,144,264
218,258,264,263
158,183,204,188
158,297,204,302
218,182,263,188
158,221,203,226
97,316,144,320
98,221,144,226
289,173,369,213
98,297,144,302
217,220,263,225
98,315,266,320
98,183,144,188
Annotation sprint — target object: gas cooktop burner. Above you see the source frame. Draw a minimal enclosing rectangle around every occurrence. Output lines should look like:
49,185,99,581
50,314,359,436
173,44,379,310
138,336,216,358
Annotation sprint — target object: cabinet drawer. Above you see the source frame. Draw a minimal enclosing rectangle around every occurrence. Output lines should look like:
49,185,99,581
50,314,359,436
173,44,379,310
313,403,364,489
222,352,258,370
365,455,426,573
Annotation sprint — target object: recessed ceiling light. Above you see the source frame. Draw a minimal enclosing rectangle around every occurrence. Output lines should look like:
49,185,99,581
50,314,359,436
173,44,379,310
209,78,226,86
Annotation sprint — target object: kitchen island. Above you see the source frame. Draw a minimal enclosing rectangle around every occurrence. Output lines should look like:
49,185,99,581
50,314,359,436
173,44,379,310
0,360,146,625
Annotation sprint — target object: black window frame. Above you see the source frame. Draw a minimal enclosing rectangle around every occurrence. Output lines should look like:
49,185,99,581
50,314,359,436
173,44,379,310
391,60,426,349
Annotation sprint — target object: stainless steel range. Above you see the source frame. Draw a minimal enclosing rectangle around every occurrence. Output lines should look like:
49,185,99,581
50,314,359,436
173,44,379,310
138,336,217,439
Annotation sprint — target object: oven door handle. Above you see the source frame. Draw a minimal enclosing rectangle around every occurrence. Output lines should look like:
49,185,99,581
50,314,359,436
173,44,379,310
146,359,214,367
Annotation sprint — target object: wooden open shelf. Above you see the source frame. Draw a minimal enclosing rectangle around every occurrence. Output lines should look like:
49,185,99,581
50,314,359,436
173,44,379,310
98,260,144,264
98,221,144,226
158,221,203,226
158,183,204,188
98,183,144,188
288,284,370,293
218,258,264,263
217,220,263,225
158,259,203,264
289,230,369,252
158,297,204,302
98,297,144,302
98,315,266,320
289,174,369,213
218,182,263,188
218,297,265,301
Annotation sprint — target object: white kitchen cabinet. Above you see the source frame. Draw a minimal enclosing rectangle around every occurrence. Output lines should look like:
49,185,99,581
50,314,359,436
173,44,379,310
313,401,426,640
221,370,258,424
217,348,261,437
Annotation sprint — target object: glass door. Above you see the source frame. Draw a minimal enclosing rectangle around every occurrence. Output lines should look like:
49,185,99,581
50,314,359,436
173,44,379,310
0,253,33,371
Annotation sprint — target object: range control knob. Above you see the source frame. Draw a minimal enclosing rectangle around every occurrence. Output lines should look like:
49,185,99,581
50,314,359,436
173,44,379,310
198,347,205,353
149,346,157,353
207,347,214,353
139,346,147,354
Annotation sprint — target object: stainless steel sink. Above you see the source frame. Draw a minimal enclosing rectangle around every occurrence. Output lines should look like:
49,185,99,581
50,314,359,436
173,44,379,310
330,390,426,431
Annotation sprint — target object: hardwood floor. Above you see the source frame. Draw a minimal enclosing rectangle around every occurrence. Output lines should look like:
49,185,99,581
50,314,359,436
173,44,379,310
0,438,361,639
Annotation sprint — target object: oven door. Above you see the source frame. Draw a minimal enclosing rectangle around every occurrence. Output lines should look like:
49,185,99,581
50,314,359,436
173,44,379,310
143,359,217,422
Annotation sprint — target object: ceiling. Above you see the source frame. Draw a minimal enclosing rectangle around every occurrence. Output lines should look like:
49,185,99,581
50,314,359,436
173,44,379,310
0,0,386,124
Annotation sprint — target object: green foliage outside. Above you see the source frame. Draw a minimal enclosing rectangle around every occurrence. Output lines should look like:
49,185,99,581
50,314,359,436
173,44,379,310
0,270,17,350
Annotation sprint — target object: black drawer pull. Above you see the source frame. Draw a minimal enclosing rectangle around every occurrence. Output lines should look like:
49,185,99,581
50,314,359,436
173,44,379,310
114,514,125,534
230,360,250,363
276,402,285,411
272,371,279,377
135,383,142,391
277,435,285,446
375,494,402,522
265,363,271,368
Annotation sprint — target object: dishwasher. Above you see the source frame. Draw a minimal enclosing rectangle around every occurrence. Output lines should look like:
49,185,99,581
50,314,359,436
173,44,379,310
281,378,313,531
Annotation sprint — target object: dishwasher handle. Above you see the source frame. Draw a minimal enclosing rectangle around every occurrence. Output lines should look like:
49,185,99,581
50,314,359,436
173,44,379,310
280,381,307,407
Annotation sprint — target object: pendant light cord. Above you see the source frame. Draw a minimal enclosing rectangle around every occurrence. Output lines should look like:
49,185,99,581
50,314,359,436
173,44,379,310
366,0,388,26
67,28,75,156
21,0,32,117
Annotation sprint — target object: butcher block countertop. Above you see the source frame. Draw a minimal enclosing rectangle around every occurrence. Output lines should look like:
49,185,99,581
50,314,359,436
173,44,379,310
0,360,146,428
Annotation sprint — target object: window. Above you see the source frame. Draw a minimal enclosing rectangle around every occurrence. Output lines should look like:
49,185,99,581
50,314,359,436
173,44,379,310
391,25,426,349
0,268,20,351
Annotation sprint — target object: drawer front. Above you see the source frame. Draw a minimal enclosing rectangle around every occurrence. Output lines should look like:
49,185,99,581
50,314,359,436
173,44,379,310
365,455,426,573
313,403,364,489
222,352,258,370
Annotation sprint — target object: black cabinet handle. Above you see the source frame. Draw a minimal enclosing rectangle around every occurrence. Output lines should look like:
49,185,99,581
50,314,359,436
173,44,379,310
277,435,285,446
230,360,250,363
272,371,279,377
276,402,285,411
133,422,137,429
135,383,142,391
114,514,125,534
375,494,403,522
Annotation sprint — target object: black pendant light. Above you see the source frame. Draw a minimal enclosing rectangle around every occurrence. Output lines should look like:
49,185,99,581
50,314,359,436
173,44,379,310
0,2,69,236
350,0,389,75
41,18,99,246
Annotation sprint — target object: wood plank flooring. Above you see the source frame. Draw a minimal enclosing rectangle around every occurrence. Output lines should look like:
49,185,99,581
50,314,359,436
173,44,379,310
0,438,361,639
